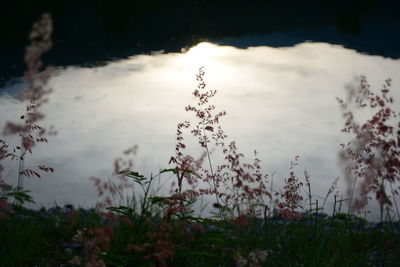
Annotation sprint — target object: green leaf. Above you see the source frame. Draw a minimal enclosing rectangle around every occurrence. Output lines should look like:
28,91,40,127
7,190,35,204
160,168,178,175
118,171,147,183
106,206,135,217
148,196,167,205
118,171,145,178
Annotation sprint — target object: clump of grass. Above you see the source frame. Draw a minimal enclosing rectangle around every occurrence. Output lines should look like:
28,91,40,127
1,14,400,267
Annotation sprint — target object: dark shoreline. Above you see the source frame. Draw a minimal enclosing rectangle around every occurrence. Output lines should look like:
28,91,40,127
1,0,400,86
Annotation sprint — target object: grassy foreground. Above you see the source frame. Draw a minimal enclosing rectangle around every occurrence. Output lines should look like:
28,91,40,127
1,203,399,266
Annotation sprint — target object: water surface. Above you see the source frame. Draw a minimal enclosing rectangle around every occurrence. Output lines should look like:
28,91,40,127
1,41,399,220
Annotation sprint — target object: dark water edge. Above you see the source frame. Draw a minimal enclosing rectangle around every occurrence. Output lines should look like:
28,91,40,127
1,0,400,86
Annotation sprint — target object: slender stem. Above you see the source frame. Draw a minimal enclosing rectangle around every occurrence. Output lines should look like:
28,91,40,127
315,199,319,236
205,142,217,197
380,180,385,224
389,181,400,220
17,107,29,193
203,131,222,216
135,173,154,240
178,172,183,194
17,147,24,191
348,176,357,214
263,205,268,248
308,184,312,213
14,149,25,206
322,191,331,211
176,172,188,219
270,173,274,216
332,194,337,217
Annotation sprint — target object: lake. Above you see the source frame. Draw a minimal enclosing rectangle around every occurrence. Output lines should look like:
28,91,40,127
1,40,400,221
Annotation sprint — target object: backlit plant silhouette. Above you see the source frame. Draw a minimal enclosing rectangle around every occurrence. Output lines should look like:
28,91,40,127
169,67,271,218
338,76,400,220
275,156,304,219
0,13,55,205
